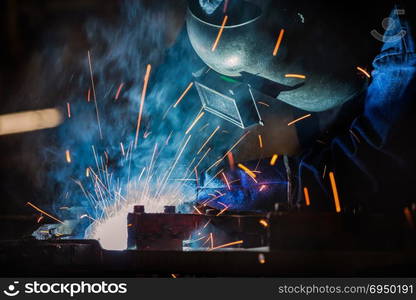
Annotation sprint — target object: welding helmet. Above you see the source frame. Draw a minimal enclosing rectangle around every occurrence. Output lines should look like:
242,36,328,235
186,0,369,134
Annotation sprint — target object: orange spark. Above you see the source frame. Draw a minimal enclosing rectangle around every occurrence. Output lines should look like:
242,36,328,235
186,111,205,135
259,219,269,227
216,205,229,216
210,233,214,248
272,29,285,56
270,154,279,166
202,194,223,206
197,126,220,154
114,83,125,100
143,130,151,139
238,163,257,182
404,207,414,229
303,187,311,206
322,165,327,179
285,74,306,79
287,114,312,126
357,66,371,78
238,163,256,177
66,102,71,118
173,82,194,108
36,215,44,223
329,171,341,213
222,172,231,190
27,202,64,224
215,190,225,196
193,205,202,215
134,64,152,148
202,220,211,229
259,185,267,192
258,134,263,148
202,236,211,246
257,101,270,107
258,253,266,264
202,235,211,247
171,274,177,278
209,240,243,251
211,15,228,51
65,150,71,163
225,131,250,157
86,167,90,177
227,152,235,171
206,131,250,172
87,88,91,102
217,201,227,208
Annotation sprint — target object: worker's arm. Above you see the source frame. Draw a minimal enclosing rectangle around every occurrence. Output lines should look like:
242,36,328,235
298,6,416,213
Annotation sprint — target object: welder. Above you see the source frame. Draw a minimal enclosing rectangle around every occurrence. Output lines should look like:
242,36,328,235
184,0,416,214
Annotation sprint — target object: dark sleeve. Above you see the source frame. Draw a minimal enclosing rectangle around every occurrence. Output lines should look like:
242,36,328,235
297,6,416,213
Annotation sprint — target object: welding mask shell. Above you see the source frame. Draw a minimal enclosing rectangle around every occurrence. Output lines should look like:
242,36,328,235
186,0,368,115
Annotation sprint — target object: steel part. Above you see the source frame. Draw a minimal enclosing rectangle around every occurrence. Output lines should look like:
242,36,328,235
134,205,145,213
164,206,176,214
127,210,207,251
127,207,269,251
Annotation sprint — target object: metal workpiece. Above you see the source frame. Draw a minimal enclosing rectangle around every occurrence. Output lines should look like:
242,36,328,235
127,212,205,251
186,0,367,112
2,210,416,277
164,206,176,214
127,206,269,251
133,205,145,214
